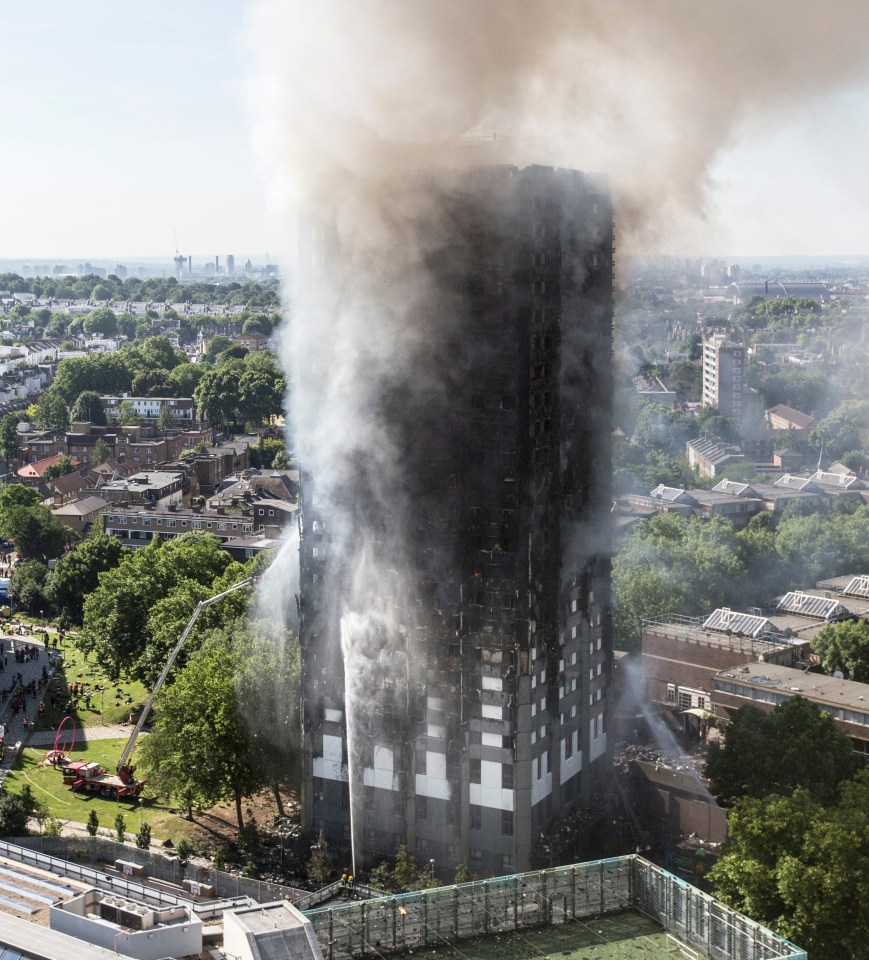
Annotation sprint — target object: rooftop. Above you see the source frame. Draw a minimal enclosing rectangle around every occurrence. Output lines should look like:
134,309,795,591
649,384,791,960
715,661,869,715
766,404,816,430
303,857,804,960
776,591,848,620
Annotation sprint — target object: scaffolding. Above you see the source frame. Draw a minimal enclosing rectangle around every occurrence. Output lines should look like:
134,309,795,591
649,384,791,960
304,855,805,960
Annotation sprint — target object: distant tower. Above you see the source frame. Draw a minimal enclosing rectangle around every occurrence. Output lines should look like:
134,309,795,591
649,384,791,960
226,255,235,277
188,256,192,275
702,334,746,423
215,255,220,275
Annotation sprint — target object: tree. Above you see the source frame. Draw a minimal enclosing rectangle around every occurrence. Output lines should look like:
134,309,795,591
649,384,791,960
135,822,152,850
86,810,100,837
775,505,868,586
139,630,262,832
138,336,185,371
812,620,869,683
45,533,126,624
83,307,118,336
42,455,77,482
0,414,21,465
711,772,869,960
203,335,233,364
34,391,70,432
809,400,869,461
194,363,242,426
131,369,171,397
89,437,112,466
0,787,37,836
0,484,42,532
3,505,71,562
705,697,858,808
235,626,301,816
612,514,749,650
307,839,332,886
51,353,133,404
8,560,50,615
69,390,107,426
156,405,177,431
80,533,232,678
115,399,142,427
115,813,126,843
166,362,203,397
366,845,437,892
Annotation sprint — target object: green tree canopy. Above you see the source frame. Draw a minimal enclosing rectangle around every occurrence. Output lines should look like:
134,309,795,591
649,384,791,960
705,697,858,807
139,627,262,832
812,620,869,683
69,390,107,426
9,560,50,615
83,307,118,336
45,533,126,624
166,362,203,397
34,391,70,432
711,772,869,960
809,400,869,461
4,504,72,561
131,369,171,397
79,533,233,679
0,414,21,465
115,399,143,427
203,335,233,364
612,514,748,649
42,455,77,482
51,353,133,404
89,437,112,466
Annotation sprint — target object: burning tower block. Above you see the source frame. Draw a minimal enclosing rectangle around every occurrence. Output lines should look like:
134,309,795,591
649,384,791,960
299,163,614,876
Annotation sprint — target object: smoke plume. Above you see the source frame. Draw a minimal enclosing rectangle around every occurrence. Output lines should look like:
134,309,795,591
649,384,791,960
250,0,869,253
246,0,869,867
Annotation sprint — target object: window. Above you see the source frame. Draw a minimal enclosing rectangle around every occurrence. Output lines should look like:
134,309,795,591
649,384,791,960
167,520,176,528
501,810,514,836
470,758,481,782
417,796,427,820
502,764,513,789
470,805,482,830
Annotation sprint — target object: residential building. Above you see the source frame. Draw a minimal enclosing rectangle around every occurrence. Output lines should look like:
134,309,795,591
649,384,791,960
17,454,81,483
701,335,746,422
94,470,187,505
53,495,109,534
765,403,817,440
100,395,195,424
300,164,614,876
232,331,270,352
712,662,869,756
685,435,745,478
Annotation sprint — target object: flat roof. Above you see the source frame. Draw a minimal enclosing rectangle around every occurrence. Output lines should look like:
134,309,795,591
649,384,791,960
0,913,119,960
406,912,673,960
714,661,869,713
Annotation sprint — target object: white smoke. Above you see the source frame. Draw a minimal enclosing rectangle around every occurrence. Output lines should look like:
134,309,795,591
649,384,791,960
246,0,869,864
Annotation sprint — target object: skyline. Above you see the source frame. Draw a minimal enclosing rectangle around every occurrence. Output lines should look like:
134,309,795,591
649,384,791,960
3,2,869,259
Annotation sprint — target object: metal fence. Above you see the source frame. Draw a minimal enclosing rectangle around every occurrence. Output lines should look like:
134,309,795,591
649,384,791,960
303,856,807,960
7,835,305,908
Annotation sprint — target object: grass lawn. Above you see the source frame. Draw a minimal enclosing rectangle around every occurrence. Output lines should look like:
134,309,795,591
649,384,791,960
34,643,148,733
4,737,196,843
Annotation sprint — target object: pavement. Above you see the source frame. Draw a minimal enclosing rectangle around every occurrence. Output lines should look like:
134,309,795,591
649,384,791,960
27,724,131,746
0,631,55,787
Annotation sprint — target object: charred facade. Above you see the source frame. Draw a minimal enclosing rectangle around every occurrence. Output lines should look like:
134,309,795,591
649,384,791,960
299,164,614,876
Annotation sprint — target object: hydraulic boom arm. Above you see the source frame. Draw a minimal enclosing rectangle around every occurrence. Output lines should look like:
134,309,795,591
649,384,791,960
116,576,256,773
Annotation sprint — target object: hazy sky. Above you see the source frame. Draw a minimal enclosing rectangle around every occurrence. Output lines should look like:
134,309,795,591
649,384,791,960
3,2,869,260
